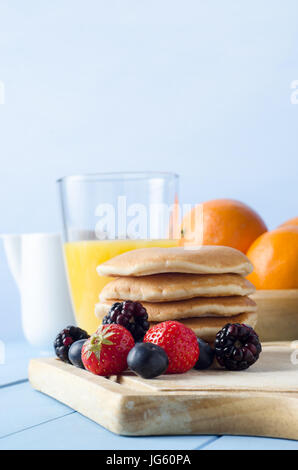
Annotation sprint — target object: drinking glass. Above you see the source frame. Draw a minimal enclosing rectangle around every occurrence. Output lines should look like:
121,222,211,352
57,172,179,333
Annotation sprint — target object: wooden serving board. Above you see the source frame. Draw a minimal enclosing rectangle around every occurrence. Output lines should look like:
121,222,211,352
29,342,298,439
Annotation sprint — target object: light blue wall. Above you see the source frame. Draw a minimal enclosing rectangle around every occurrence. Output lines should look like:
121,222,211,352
1,0,298,340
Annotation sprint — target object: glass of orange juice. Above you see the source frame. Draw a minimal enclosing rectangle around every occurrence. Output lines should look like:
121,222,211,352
57,172,179,334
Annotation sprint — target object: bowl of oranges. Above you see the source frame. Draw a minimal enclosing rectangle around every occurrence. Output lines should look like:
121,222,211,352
180,199,298,342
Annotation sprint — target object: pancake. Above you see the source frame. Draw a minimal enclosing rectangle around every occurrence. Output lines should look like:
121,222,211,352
99,273,255,302
96,246,253,277
149,311,258,342
95,295,257,322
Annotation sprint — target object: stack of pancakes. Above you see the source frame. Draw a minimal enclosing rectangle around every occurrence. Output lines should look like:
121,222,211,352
95,246,257,343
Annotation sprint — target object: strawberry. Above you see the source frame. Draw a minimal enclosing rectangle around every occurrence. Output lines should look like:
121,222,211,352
144,321,199,374
81,324,134,376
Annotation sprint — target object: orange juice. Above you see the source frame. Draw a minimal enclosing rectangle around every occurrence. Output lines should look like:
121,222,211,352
64,239,178,334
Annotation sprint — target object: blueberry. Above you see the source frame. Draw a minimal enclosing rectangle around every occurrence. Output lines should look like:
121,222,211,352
193,338,215,370
68,339,88,369
127,343,169,379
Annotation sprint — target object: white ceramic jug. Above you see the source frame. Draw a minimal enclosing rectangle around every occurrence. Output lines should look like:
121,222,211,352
2,233,75,349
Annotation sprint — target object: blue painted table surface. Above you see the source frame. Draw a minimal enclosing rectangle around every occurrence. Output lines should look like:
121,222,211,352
1,341,298,450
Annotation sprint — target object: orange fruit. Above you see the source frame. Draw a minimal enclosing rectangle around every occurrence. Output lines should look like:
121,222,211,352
181,199,267,254
278,216,298,229
247,227,298,289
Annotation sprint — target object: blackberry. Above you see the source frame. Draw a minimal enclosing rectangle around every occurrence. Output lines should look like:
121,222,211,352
215,323,262,371
54,326,90,363
102,301,149,342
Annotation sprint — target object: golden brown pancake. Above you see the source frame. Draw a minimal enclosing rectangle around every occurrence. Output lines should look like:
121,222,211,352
95,295,257,322
99,273,255,302
96,246,253,277
149,311,258,342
